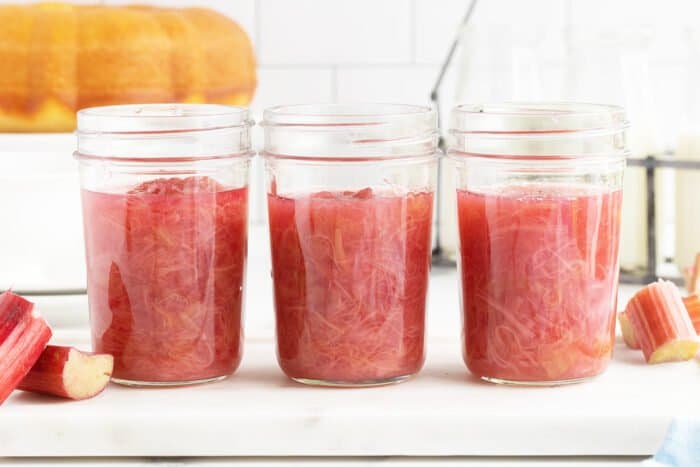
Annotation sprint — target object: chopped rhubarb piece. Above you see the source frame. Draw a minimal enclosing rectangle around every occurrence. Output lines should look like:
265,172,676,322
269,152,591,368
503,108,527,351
683,294,700,334
683,266,694,292
18,346,113,400
625,280,700,364
687,253,700,295
0,291,52,404
618,312,640,349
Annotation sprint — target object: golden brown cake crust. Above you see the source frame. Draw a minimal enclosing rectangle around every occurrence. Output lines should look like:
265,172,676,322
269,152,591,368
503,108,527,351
0,3,256,132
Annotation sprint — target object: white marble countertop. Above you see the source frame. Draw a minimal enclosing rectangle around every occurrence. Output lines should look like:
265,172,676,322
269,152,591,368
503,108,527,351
1,321,692,459
0,458,645,466
0,226,687,463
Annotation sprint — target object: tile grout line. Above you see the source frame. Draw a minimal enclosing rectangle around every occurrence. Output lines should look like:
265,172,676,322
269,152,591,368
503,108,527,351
331,65,338,102
259,63,441,70
563,0,573,95
410,0,417,64
254,0,262,55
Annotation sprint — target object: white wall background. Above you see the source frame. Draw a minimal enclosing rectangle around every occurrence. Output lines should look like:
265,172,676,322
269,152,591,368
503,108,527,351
13,0,687,137
172,0,697,151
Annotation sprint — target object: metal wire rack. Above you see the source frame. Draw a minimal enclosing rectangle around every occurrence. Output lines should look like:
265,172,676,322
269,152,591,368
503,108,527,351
621,155,700,285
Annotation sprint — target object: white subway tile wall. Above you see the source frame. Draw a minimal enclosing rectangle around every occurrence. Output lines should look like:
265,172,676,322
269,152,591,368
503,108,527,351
335,65,437,105
414,0,468,65
252,66,335,111
258,0,413,65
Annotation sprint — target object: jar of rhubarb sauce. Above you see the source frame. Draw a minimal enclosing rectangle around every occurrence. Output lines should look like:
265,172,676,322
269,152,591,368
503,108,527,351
75,104,252,386
449,103,628,386
261,104,439,387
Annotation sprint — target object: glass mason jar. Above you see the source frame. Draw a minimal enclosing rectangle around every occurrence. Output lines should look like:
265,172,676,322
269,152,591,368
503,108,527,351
75,104,252,386
261,104,439,387
449,103,627,386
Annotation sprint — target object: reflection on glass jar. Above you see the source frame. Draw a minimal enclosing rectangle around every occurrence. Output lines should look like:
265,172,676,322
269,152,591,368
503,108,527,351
449,103,627,385
567,27,663,275
75,104,252,386
438,23,567,263
262,104,438,387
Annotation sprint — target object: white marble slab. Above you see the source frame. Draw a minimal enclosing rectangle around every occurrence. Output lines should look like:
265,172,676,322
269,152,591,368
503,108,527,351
0,457,646,466
1,324,695,458
1,224,682,459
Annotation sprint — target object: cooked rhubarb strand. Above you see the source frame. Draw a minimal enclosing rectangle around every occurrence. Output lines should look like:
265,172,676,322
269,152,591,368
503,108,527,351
625,280,699,364
0,291,52,404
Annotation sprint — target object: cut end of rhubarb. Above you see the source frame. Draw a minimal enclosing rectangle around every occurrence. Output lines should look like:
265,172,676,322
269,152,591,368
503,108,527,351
618,312,640,349
625,279,699,363
18,346,114,400
63,350,114,400
648,339,700,364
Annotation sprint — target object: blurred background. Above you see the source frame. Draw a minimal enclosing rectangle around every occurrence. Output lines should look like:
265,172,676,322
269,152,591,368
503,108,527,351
1,0,699,292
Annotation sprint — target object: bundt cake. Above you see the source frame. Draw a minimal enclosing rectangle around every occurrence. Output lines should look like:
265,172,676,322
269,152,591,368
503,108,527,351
0,3,256,132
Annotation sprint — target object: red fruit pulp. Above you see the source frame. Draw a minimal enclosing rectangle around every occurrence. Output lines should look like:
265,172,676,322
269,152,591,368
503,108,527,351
268,188,433,383
457,185,622,383
82,176,247,383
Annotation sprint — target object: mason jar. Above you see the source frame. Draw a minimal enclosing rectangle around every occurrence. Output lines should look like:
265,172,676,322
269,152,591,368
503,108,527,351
75,104,252,386
449,103,627,385
261,104,438,387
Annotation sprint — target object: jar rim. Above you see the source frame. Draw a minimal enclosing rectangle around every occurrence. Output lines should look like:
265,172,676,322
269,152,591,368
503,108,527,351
262,103,434,126
450,102,629,137
76,104,253,161
261,103,439,161
448,102,629,162
77,103,253,134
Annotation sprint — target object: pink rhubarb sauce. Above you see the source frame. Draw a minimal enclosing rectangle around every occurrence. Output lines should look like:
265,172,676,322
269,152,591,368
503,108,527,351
457,185,622,382
268,188,433,383
82,176,247,383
